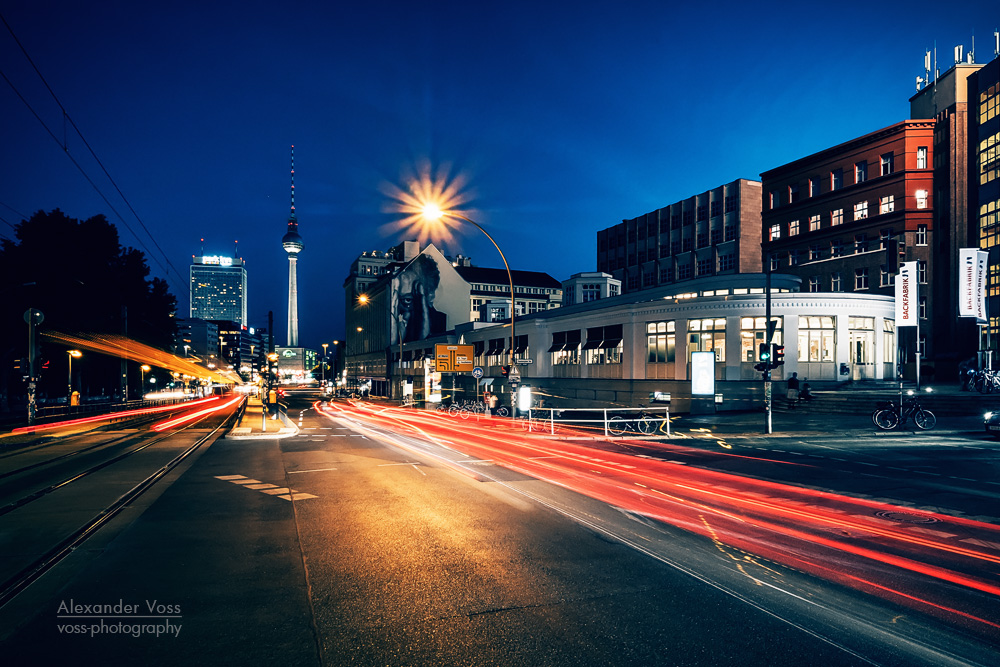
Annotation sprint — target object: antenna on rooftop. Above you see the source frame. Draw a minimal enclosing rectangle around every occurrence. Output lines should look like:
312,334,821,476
954,44,963,65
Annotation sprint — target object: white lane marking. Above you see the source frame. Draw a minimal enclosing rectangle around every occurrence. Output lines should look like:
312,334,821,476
288,467,338,474
278,493,318,501
261,487,291,495
960,538,1000,550
906,527,958,538
215,476,317,501
228,478,262,485
244,483,278,490
215,475,246,480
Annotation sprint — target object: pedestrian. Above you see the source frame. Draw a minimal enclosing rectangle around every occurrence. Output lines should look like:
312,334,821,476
488,392,499,416
786,372,800,407
958,356,976,391
800,381,813,402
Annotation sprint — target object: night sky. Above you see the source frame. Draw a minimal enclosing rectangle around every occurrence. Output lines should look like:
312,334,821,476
1,1,996,350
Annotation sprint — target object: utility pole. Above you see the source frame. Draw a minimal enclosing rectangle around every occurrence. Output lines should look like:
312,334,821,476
24,308,44,426
764,265,773,434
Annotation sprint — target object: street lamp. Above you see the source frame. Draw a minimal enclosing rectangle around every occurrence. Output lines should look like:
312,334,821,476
140,364,151,397
67,350,81,404
420,204,516,416
321,342,329,385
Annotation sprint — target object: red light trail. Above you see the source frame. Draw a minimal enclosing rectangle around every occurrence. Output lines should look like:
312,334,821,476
320,401,1000,640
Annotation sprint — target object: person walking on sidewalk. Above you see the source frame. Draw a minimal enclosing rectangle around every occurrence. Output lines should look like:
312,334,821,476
786,372,800,407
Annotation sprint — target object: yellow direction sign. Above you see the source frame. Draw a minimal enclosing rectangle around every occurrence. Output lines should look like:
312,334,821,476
435,344,474,372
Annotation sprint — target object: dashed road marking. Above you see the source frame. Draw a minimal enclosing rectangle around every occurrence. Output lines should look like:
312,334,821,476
214,475,317,501
960,538,1000,550
288,467,338,474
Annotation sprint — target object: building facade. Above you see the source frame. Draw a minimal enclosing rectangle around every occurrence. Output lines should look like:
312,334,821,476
596,178,762,294
561,272,621,306
761,120,935,375
189,255,247,325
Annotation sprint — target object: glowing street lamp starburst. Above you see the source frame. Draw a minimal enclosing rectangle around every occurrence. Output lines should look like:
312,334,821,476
381,160,477,247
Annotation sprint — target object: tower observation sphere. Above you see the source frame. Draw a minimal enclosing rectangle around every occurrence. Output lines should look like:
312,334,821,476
284,145,303,346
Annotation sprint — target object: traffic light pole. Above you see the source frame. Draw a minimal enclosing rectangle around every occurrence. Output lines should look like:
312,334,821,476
764,266,772,434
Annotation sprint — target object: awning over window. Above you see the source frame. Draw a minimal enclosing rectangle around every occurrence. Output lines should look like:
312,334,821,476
473,341,486,356
512,335,528,355
599,338,623,349
486,338,505,354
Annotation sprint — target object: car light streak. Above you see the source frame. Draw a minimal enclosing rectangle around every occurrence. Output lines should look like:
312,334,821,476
322,402,1000,637
150,396,243,431
12,396,223,434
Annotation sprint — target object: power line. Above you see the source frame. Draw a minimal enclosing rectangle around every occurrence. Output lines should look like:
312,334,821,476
0,11,186,293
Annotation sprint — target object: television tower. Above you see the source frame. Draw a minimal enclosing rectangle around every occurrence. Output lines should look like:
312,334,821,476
282,145,304,346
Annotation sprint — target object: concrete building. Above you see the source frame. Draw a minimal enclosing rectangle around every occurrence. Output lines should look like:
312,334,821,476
189,255,247,326
596,179,763,294
761,120,935,377
562,272,621,306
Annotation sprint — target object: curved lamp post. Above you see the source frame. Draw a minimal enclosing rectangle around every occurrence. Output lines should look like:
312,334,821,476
420,204,516,417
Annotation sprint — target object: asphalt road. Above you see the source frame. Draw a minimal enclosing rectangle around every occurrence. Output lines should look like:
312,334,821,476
1,393,997,666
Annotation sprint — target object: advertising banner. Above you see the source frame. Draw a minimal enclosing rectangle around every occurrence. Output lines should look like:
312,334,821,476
895,261,917,327
958,248,988,322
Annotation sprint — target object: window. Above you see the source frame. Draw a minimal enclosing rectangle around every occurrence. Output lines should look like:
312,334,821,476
981,82,1000,124
809,276,820,292
643,272,655,287
718,253,735,271
788,249,799,266
855,161,867,183
854,233,868,253
853,201,869,220
677,263,692,280
696,231,709,247
697,204,707,221
798,316,835,362
788,184,799,204
789,219,800,236
711,201,721,217
916,224,928,245
809,244,822,261
855,268,869,290
830,239,844,257
809,214,821,232
916,190,928,209
687,318,726,362
740,317,782,364
646,321,675,363
831,208,844,226
919,296,927,319
769,191,781,209
725,226,736,241
917,260,927,283
710,228,722,244
697,258,713,276
584,324,623,365
879,195,894,214
831,272,842,291
627,275,638,290
880,265,891,287
979,132,1000,185
549,330,581,365
659,266,671,282
831,169,843,190
917,146,928,169
769,223,781,241
880,153,893,176
682,238,693,252
809,177,819,197
770,254,781,271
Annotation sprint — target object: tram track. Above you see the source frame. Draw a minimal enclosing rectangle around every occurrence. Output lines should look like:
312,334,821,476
0,399,245,609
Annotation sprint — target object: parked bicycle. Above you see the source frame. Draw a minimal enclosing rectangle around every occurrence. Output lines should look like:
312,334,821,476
607,408,667,436
872,393,936,430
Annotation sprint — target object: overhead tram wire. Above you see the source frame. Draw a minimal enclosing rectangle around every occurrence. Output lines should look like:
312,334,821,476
0,12,186,293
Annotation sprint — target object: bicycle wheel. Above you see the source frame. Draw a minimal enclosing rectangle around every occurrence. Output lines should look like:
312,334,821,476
459,407,472,420
607,416,627,436
913,409,936,430
874,408,900,430
448,405,460,417
495,406,509,418
637,417,656,434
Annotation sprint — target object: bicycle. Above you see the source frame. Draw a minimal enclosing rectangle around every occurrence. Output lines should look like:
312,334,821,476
607,409,662,436
872,394,936,430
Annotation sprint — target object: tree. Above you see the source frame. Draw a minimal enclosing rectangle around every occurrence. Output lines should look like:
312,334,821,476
0,209,177,409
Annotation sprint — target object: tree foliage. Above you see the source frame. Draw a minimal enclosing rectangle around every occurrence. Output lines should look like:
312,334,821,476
0,209,177,403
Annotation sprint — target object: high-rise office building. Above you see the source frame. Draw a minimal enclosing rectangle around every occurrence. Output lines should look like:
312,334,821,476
189,254,248,326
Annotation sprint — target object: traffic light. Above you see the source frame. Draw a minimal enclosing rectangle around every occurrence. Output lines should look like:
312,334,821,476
500,365,511,378
758,343,771,363
772,345,785,368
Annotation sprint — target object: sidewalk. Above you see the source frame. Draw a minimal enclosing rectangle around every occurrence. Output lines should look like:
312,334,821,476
225,396,298,439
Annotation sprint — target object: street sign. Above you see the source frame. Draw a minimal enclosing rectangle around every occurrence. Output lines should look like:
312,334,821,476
509,366,521,381
472,366,484,379
515,358,533,365
435,344,474,372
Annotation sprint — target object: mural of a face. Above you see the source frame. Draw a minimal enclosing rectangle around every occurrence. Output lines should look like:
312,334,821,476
396,255,445,343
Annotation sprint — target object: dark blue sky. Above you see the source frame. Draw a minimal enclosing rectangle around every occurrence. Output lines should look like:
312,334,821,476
1,1,996,349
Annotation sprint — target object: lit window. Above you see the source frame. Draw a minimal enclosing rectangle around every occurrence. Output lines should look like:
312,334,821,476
809,276,820,292
831,208,843,226
769,223,781,241
789,219,800,236
809,214,821,231
854,201,869,220
879,195,894,214
916,190,928,209
831,272,842,291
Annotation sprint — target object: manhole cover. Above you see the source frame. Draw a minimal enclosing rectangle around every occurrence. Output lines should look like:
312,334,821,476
875,510,938,524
